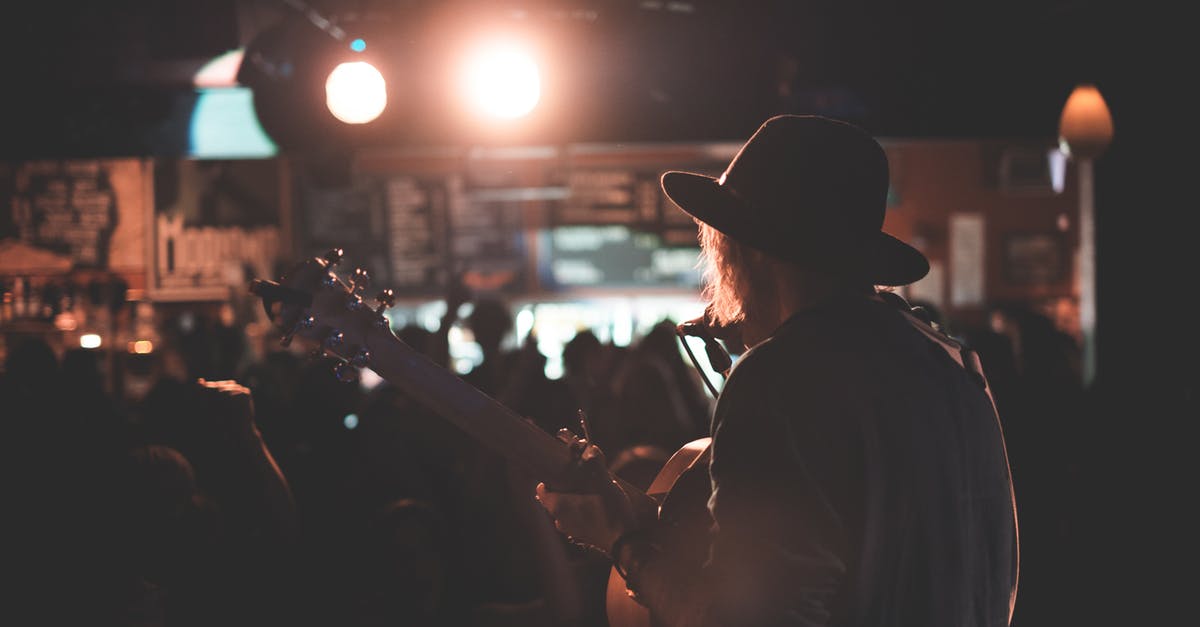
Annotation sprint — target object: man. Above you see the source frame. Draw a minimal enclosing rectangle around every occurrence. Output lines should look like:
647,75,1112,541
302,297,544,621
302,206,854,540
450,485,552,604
536,115,1019,627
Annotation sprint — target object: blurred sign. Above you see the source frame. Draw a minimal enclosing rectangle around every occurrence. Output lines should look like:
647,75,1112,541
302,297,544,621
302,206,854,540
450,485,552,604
538,225,701,289
554,169,658,225
299,173,530,298
150,159,282,301
539,162,715,290
1,159,148,274
384,176,448,294
949,212,985,307
447,175,527,295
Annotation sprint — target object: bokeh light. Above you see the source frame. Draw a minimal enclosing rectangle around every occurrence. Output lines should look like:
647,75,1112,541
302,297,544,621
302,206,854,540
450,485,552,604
461,40,541,119
325,61,388,124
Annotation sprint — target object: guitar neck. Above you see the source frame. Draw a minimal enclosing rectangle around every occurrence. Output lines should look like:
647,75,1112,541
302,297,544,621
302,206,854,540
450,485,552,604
367,329,575,482
250,257,646,497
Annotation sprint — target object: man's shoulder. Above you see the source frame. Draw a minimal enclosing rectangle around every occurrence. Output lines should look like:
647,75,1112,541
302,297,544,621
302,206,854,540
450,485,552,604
732,310,859,371
721,298,915,392
721,324,846,397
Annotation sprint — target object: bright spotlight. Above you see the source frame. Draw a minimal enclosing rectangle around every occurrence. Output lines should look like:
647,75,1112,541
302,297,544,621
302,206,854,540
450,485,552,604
325,61,387,124
463,41,541,119
80,334,102,349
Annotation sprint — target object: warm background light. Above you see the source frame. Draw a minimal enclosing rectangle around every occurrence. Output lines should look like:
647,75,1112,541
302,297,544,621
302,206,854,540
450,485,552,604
1058,82,1113,387
1058,83,1114,159
80,334,102,349
462,41,541,119
325,61,388,124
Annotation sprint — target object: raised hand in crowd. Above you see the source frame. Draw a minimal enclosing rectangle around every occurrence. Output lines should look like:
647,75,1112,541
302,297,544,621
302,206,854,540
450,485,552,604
186,378,298,545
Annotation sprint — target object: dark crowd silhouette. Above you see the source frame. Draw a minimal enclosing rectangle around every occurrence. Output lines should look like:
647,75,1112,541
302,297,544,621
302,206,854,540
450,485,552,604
2,288,1101,627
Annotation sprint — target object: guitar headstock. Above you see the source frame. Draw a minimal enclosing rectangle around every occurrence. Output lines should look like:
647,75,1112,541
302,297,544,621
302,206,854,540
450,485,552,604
250,248,397,383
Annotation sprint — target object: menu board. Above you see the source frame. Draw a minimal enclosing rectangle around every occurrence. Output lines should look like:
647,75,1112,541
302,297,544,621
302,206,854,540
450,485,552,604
301,173,529,298
384,176,448,294
1,158,148,277
292,155,726,297
553,169,660,226
5,161,119,268
448,174,526,294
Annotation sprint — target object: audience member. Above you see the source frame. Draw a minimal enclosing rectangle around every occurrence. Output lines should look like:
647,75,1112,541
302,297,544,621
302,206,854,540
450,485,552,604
0,284,1099,627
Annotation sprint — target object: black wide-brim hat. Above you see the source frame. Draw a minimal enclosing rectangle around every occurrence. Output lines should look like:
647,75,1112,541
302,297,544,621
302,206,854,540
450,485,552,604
662,114,929,286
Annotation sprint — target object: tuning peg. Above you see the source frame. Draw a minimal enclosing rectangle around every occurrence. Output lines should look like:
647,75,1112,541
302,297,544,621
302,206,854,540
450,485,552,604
322,273,340,289
351,268,370,294
323,248,344,267
279,313,316,347
334,361,360,383
350,347,371,368
374,289,395,314
324,330,344,350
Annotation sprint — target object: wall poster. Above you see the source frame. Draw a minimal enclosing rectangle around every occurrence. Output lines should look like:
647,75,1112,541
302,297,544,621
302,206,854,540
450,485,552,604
1,158,148,275
949,212,985,307
149,158,283,301
1003,232,1065,285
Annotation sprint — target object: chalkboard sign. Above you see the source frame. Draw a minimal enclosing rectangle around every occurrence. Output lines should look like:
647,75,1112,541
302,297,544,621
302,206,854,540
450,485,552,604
297,171,532,299
552,169,659,226
4,161,119,268
301,183,392,290
383,176,449,295
449,175,527,294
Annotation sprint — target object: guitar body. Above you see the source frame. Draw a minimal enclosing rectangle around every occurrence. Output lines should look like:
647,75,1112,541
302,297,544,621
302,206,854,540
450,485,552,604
605,437,713,627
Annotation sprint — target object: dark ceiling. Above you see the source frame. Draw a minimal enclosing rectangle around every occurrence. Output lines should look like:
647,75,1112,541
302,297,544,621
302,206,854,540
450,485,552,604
0,0,1159,157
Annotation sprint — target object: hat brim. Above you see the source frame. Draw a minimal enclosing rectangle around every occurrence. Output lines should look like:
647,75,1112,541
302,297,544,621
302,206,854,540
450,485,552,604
662,171,930,287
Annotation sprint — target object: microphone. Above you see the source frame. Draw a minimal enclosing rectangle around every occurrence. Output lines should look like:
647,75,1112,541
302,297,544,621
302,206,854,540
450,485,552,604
677,315,733,376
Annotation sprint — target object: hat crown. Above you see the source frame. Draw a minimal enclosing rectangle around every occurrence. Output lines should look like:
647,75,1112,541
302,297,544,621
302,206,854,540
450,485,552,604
658,114,928,286
719,115,889,238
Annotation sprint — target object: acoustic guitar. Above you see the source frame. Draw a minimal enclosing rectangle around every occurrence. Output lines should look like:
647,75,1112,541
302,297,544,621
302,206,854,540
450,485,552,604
250,249,706,627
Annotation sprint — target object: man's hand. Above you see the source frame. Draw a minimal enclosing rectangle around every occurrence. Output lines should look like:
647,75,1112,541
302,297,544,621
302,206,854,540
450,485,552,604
192,378,260,442
535,432,637,555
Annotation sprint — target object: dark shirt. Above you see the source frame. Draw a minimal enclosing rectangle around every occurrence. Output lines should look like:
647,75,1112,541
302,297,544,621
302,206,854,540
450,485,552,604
627,295,1018,627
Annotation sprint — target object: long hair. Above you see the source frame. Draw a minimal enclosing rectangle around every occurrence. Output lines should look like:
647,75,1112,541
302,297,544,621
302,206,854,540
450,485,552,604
698,221,776,328
698,220,879,328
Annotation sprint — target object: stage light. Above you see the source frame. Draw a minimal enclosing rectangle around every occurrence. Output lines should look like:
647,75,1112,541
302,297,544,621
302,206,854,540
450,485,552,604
350,38,367,52
325,61,388,124
461,40,541,119
80,334,102,349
